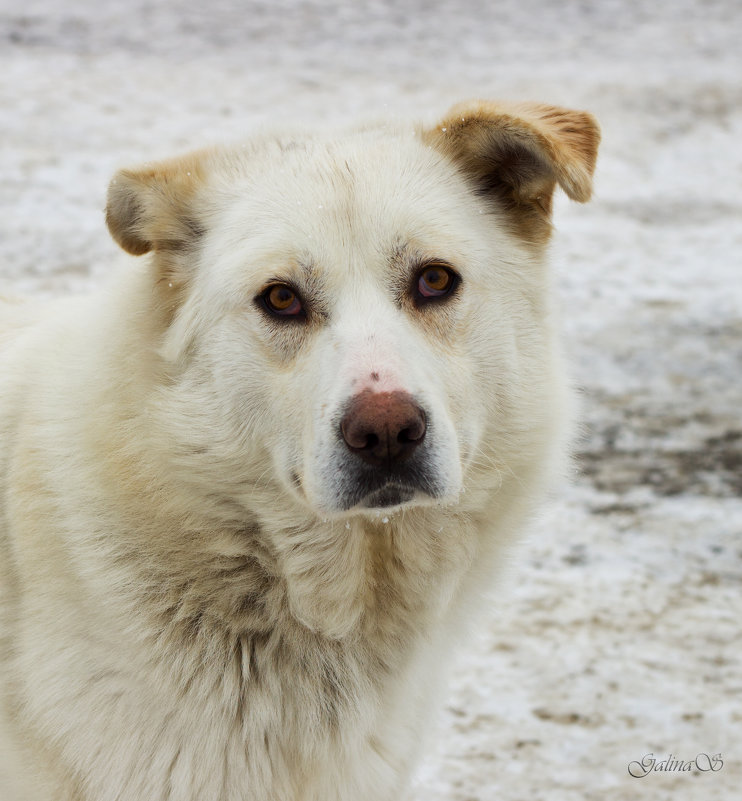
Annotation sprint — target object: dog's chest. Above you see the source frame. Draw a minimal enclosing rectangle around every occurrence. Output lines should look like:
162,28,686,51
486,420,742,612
74,620,432,801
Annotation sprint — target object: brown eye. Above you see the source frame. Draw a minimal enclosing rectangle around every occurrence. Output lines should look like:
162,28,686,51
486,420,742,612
415,263,459,302
260,284,304,317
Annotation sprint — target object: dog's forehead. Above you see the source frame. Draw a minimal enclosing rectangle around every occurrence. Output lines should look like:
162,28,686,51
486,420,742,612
208,129,491,289
268,128,442,191
268,135,459,229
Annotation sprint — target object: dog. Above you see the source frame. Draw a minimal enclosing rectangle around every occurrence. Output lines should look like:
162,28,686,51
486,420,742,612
0,100,599,800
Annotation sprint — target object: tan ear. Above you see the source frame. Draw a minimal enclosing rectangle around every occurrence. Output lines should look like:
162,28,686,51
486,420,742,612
105,151,210,257
424,100,600,243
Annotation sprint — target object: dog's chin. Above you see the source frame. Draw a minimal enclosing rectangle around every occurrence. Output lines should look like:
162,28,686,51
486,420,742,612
340,478,449,515
306,479,436,517
360,484,416,510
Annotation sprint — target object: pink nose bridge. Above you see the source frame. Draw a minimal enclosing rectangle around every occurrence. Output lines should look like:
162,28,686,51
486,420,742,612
340,389,427,468
341,328,409,396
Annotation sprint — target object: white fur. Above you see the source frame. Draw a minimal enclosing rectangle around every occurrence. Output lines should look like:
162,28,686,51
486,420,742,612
0,103,598,800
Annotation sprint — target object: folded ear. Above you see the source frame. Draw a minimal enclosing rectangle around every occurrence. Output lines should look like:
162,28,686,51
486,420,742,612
424,100,600,244
105,151,210,257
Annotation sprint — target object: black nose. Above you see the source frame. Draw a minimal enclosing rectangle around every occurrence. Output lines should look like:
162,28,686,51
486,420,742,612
340,390,426,468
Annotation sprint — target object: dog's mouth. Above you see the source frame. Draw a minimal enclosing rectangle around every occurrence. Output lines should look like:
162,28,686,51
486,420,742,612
334,458,444,512
311,435,453,514
361,483,416,509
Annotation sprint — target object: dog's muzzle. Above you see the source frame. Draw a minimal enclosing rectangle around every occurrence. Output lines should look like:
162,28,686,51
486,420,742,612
333,389,443,510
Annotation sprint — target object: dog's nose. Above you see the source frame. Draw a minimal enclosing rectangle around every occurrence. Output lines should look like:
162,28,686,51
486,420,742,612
340,390,426,468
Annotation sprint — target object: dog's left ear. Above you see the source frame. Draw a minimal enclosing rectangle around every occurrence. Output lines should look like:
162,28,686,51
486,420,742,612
424,100,600,243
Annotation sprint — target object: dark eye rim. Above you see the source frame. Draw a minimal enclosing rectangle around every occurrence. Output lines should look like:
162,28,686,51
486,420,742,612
412,261,462,306
256,282,307,320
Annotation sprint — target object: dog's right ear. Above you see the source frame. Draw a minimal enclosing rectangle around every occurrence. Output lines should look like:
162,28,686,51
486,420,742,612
106,151,210,259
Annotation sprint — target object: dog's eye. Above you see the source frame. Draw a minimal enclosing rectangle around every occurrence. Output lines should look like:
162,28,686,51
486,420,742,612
260,284,305,318
415,263,460,302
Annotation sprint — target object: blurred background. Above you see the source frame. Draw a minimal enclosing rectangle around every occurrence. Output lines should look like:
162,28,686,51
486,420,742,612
1,1,740,798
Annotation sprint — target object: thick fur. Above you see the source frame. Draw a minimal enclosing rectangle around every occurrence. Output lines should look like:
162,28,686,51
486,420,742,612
0,101,599,801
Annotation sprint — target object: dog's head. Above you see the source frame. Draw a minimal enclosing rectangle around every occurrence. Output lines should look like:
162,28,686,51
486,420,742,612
106,101,599,522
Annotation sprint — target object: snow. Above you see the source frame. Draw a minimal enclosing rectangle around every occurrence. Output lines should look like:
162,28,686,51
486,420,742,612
1,0,740,798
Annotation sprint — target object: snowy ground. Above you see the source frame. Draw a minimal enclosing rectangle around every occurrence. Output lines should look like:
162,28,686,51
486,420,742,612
1,0,740,798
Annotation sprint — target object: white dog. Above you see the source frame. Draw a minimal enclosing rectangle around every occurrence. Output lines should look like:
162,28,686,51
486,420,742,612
0,100,599,800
